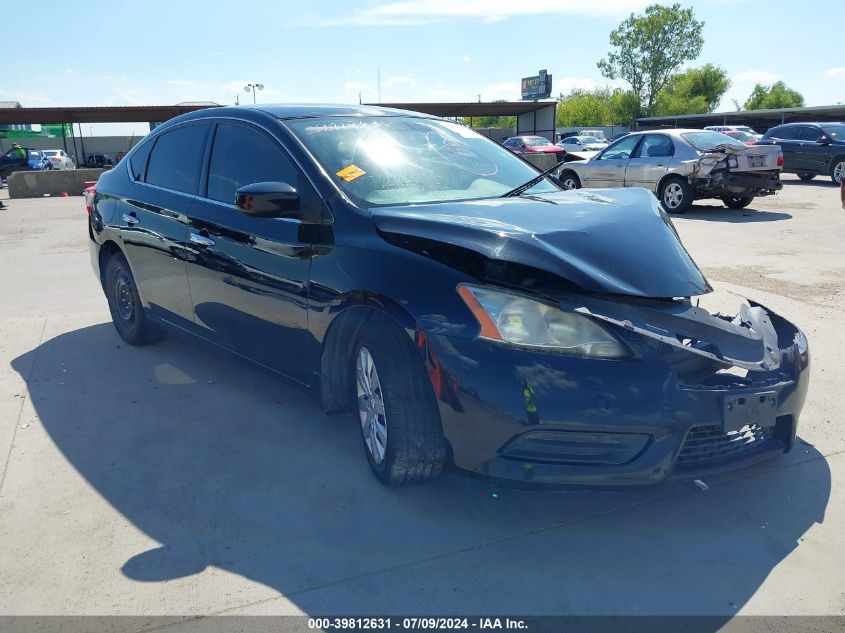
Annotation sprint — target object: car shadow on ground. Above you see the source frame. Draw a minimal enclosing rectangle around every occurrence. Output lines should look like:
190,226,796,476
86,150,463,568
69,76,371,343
781,179,839,189
680,206,792,223
11,323,831,618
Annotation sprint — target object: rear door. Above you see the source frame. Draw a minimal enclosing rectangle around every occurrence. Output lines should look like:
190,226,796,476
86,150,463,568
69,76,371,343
117,121,209,325
185,119,317,382
583,134,640,187
624,133,673,191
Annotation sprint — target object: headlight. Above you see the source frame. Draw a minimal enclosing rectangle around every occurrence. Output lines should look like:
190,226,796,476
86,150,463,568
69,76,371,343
457,285,629,358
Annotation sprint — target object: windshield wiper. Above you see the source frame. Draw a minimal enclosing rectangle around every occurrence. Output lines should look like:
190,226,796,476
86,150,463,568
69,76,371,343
500,162,563,198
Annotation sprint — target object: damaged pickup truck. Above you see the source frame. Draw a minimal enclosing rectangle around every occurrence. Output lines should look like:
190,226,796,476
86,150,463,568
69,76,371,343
91,106,809,487
557,129,783,213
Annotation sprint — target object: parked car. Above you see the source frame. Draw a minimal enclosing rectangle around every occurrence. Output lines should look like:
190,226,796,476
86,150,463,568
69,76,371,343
704,125,761,139
609,131,630,142
557,129,783,212
0,147,47,179
579,129,608,141
722,130,758,146
86,153,115,168
757,122,845,184
40,149,76,170
841,172,845,208
88,105,809,487
556,135,608,152
502,136,567,161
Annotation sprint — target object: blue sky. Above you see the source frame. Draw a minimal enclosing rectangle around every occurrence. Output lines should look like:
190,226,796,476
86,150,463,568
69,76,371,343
5,0,843,135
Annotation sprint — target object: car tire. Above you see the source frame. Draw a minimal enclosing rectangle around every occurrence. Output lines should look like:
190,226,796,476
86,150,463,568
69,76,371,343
105,253,166,346
722,196,754,209
659,177,693,214
797,173,815,181
353,321,447,486
831,158,845,185
558,170,581,190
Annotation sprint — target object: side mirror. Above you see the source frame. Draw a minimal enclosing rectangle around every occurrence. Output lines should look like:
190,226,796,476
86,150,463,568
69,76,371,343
818,135,830,145
235,182,300,219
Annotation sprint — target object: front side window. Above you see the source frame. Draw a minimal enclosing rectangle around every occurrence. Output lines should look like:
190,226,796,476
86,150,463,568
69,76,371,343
207,122,299,204
820,124,845,140
600,134,640,160
286,116,559,207
145,124,208,194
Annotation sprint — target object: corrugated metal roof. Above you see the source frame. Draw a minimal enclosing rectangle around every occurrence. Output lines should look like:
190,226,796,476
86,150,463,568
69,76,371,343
0,101,23,109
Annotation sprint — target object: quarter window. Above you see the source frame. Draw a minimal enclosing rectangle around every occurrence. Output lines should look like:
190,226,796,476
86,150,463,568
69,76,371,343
206,122,299,204
145,124,208,194
128,139,153,182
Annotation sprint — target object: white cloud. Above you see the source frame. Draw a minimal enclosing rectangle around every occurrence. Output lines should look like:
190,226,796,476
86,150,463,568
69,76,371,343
463,55,471,63
382,76,416,87
482,82,520,100
167,80,196,86
557,77,597,93
305,0,649,26
718,70,778,112
824,67,845,79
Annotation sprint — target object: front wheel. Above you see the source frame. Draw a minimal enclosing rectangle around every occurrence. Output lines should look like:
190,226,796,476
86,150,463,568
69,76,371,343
105,253,166,346
831,158,845,185
722,196,754,209
797,173,815,181
353,322,446,485
558,170,581,190
659,177,693,213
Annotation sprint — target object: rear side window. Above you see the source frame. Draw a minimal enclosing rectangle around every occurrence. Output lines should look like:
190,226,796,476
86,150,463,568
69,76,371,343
768,126,798,140
206,122,299,204
633,134,674,158
145,124,208,194
128,139,153,181
798,127,822,141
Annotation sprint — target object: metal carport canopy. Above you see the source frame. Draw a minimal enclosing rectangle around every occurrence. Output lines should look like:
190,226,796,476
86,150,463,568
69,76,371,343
366,101,555,118
0,104,217,125
636,104,845,132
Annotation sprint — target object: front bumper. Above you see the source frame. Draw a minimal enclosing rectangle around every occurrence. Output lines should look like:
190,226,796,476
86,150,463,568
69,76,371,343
419,308,809,487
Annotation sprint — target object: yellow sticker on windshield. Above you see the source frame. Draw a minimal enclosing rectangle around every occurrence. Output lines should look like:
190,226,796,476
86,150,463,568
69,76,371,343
336,164,366,182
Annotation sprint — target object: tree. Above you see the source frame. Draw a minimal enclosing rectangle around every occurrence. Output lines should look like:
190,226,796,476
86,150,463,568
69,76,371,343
652,64,730,115
743,81,805,110
556,88,641,127
459,100,516,128
598,3,704,113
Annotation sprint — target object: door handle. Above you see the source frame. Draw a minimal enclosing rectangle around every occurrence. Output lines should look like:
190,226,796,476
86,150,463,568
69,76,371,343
189,232,215,247
122,213,139,225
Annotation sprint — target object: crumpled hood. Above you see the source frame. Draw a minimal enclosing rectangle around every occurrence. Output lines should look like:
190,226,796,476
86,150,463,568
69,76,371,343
370,187,711,298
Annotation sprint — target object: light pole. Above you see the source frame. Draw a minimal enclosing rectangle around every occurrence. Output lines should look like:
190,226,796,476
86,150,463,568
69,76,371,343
244,83,264,104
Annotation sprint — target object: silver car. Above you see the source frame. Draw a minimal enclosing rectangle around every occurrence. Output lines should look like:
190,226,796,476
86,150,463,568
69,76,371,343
557,129,783,213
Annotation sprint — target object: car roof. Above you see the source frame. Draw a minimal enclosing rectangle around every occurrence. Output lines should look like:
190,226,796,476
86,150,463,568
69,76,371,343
773,122,844,127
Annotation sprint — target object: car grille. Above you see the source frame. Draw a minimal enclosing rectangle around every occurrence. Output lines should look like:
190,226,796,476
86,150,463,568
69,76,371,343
674,423,778,471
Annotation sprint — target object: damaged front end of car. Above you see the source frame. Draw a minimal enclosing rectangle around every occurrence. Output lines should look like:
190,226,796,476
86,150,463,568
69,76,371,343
371,188,809,485
682,143,783,199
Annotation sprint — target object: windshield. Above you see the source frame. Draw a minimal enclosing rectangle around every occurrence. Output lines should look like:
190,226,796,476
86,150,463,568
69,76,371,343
821,124,845,140
287,116,559,207
681,131,746,151
523,137,552,147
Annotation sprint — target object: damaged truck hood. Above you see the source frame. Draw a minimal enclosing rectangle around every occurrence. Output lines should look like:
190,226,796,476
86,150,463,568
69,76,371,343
371,188,711,298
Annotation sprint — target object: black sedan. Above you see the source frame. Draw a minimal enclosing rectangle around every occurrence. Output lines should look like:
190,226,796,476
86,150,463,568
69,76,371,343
87,105,810,486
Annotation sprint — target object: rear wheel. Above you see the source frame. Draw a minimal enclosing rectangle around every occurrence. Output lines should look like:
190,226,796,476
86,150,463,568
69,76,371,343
722,196,754,209
353,322,446,485
831,158,845,185
558,170,581,190
797,173,815,181
105,253,166,346
659,177,693,214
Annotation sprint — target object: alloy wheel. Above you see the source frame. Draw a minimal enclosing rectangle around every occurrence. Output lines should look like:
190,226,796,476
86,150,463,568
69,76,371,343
356,347,388,464
561,176,578,190
834,161,845,184
663,182,684,209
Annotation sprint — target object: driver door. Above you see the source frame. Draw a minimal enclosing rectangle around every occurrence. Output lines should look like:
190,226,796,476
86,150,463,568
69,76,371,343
582,134,641,188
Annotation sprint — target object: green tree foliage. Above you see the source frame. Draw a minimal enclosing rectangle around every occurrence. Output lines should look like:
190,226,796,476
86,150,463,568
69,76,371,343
598,3,704,113
743,81,805,110
652,64,731,115
556,88,641,127
459,100,516,128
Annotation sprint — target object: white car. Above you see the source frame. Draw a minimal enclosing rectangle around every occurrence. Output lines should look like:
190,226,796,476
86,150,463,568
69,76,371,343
556,135,608,152
40,150,75,170
704,125,762,141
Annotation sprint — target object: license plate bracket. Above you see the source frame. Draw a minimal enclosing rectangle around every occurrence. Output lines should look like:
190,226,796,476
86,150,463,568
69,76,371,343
723,391,777,433
748,156,765,168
